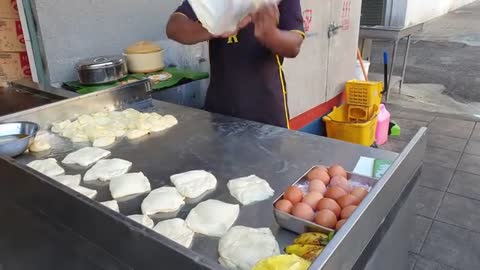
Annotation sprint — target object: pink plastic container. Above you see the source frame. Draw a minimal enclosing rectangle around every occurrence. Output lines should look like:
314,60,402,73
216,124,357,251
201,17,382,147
375,104,390,145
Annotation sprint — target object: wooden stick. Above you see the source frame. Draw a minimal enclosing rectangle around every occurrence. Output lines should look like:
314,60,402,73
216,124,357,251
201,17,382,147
357,48,368,81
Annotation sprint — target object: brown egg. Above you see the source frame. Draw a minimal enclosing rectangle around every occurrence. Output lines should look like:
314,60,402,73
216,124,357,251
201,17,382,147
292,202,315,221
336,219,347,231
329,176,352,193
337,194,361,209
306,167,331,185
314,209,337,229
308,180,327,194
316,198,341,217
351,187,369,201
328,165,347,178
302,192,324,209
284,186,303,204
324,186,348,201
340,205,357,219
275,199,294,214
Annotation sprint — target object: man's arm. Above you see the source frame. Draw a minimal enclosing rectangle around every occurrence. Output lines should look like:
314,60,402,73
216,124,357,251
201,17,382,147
166,13,213,45
253,1,304,58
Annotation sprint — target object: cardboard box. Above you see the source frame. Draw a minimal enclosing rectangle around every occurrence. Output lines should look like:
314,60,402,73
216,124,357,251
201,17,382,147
0,51,31,85
0,18,25,51
0,0,19,19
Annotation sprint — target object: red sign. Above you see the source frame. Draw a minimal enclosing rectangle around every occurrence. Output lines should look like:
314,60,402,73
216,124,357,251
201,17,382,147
341,1,351,30
303,9,313,32
15,20,25,44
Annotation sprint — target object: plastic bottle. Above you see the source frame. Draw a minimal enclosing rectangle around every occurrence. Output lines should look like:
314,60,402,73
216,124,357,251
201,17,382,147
375,104,391,145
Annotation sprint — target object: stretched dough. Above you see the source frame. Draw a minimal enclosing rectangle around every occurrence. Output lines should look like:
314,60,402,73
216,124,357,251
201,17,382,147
52,174,81,186
84,158,132,182
128,214,154,228
109,172,151,199
170,170,217,198
227,175,274,205
93,136,116,148
69,185,97,199
153,218,194,248
218,226,280,270
27,158,65,177
141,187,185,215
100,200,120,212
62,147,111,167
185,200,239,237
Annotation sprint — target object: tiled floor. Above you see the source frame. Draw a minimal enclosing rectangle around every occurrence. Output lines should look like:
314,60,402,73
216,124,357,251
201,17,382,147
379,105,480,270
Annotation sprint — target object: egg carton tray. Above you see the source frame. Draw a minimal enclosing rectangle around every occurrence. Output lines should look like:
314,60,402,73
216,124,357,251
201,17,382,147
273,166,378,235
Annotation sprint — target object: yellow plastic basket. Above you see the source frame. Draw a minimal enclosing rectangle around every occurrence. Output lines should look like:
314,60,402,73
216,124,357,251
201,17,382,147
345,80,383,107
323,104,378,146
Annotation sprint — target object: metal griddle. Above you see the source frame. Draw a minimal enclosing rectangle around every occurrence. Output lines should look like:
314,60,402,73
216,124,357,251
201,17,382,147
0,80,426,270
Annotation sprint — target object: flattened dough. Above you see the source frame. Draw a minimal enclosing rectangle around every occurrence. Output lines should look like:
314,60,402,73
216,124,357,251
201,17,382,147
227,175,274,205
170,170,217,198
126,129,148,140
84,158,132,182
185,200,239,237
109,172,151,199
218,226,280,270
62,147,111,167
93,136,116,148
100,200,120,212
29,132,51,152
52,174,81,186
27,158,65,177
70,185,97,199
128,214,154,228
153,218,194,248
141,187,185,215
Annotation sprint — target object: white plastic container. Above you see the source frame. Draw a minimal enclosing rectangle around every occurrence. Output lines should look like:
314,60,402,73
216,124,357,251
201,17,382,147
354,59,370,81
124,41,165,73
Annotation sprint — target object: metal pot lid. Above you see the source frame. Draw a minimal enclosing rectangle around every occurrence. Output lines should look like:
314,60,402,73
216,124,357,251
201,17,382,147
75,55,125,70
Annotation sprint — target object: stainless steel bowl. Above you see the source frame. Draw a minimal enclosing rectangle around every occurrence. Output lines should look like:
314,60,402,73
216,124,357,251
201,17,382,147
75,55,128,85
0,122,39,157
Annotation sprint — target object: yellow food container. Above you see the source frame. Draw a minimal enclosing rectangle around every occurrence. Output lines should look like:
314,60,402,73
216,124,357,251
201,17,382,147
345,80,383,107
323,104,378,146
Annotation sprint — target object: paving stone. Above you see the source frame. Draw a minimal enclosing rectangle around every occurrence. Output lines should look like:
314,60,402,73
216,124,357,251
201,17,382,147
422,221,480,270
411,215,433,253
409,253,418,270
470,124,480,142
393,118,429,141
428,117,475,139
436,193,480,233
458,154,480,175
427,133,467,152
418,163,454,191
448,171,480,201
424,147,462,169
414,256,457,270
394,110,436,123
464,140,480,156
415,186,444,219
379,138,408,153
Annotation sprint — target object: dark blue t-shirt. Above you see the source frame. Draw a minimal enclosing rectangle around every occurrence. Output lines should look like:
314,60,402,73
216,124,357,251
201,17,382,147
174,0,304,128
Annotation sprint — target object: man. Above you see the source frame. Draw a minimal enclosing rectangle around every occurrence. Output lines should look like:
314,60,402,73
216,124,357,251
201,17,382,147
167,0,304,128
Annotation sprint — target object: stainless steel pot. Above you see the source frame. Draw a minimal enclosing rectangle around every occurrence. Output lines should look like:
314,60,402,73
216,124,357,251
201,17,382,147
75,55,128,85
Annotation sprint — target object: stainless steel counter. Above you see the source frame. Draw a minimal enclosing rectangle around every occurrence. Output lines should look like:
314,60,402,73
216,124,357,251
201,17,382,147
0,80,426,269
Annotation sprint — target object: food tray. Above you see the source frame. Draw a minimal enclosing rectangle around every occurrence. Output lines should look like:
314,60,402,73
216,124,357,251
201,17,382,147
273,166,378,235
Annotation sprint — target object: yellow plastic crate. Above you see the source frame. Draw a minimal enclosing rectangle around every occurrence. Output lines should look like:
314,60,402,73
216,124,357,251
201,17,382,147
323,104,378,146
348,104,379,121
345,80,383,107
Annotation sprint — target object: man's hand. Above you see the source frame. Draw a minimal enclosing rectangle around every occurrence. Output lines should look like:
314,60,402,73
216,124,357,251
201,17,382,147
252,4,280,46
251,3,303,58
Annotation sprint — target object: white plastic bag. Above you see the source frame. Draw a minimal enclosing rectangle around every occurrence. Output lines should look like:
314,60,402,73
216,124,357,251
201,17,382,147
188,0,281,36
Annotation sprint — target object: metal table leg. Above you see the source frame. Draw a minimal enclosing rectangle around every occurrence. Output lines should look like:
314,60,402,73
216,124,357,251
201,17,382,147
386,40,398,102
399,35,412,94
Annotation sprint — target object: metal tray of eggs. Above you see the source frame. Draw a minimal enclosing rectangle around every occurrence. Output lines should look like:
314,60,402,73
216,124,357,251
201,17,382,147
273,165,377,234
